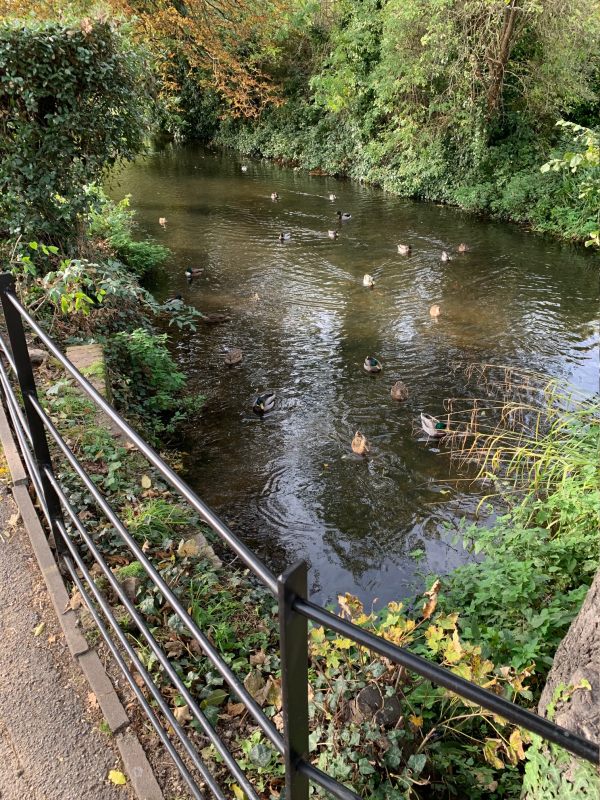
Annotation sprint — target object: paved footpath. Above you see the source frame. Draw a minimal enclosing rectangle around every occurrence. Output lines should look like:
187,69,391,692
0,479,135,800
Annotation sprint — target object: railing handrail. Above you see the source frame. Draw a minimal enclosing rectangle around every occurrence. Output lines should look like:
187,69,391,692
1,272,597,800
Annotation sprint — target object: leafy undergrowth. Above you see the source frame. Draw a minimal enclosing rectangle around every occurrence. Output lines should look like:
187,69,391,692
36,367,544,800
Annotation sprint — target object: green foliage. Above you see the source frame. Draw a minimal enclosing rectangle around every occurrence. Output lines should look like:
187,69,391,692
0,18,147,246
215,0,600,243
108,328,187,441
122,498,194,545
441,372,600,676
86,190,169,276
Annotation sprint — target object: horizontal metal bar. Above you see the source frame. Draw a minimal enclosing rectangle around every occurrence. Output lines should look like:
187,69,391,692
61,553,208,800
0,363,49,523
298,762,360,800
294,598,599,765
5,290,277,594
27,393,284,755
46,469,259,800
0,346,33,446
0,332,18,378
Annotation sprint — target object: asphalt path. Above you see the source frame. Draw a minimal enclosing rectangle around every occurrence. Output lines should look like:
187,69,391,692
0,480,134,800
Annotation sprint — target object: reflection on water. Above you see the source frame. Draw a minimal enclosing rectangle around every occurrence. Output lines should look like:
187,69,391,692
112,145,599,605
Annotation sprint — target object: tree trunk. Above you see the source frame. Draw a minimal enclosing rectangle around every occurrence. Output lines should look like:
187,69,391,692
486,1,520,115
521,570,600,798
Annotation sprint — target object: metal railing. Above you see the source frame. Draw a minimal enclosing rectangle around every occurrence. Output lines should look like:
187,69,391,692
0,271,597,800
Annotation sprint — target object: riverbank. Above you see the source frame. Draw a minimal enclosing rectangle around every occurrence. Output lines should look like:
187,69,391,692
214,115,599,247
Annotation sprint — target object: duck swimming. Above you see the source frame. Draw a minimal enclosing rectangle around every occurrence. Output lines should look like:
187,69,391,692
441,251,451,262
351,431,369,456
391,381,409,401
278,232,291,241
364,356,382,374
328,230,339,239
224,348,243,367
328,193,337,201
363,274,375,288
336,211,352,221
253,392,276,415
420,412,448,438
397,244,411,255
185,267,203,280
271,192,279,200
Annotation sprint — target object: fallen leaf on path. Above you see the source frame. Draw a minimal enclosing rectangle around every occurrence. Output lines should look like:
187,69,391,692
33,622,45,637
108,769,127,785
140,475,152,489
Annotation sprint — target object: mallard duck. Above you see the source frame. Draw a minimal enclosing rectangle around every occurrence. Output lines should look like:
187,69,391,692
391,381,409,401
271,192,279,201
364,356,382,374
351,431,369,456
200,313,231,325
336,211,352,221
224,348,243,367
363,274,374,288
278,231,291,242
420,412,448,437
328,230,339,239
185,267,203,280
241,165,248,172
441,251,451,262
457,242,470,253
328,193,337,201
253,391,276,415
397,244,411,255
429,304,441,318
158,217,167,228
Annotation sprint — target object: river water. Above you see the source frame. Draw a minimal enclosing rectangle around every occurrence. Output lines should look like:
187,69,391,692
112,145,599,606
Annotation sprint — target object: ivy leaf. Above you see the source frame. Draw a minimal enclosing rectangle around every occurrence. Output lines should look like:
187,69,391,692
249,742,272,768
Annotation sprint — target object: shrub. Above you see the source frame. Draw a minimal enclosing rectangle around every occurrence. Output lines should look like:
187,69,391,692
0,18,147,246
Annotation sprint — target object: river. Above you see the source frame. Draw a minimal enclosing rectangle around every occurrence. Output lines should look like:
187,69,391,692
112,144,599,606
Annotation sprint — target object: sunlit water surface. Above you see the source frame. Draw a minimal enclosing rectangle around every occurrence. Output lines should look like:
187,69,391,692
112,145,599,606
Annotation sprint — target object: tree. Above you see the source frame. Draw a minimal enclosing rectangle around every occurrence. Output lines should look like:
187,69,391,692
0,16,147,246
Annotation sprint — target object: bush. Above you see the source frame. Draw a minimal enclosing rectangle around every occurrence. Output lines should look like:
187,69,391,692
108,328,187,442
0,18,147,246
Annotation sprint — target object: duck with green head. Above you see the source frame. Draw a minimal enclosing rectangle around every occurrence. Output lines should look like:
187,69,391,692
364,356,382,374
253,392,276,415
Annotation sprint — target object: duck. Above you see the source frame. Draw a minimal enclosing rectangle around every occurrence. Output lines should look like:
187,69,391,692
364,356,382,374
441,251,451,262
420,412,449,438
336,211,352,221
397,244,411,255
328,193,337,201
362,274,375,288
241,165,248,172
351,431,369,456
224,348,243,367
457,242,470,253
271,192,279,201
391,381,409,401
253,391,276,415
185,267,203,280
429,304,441,318
278,232,291,242
158,217,167,228
328,230,339,239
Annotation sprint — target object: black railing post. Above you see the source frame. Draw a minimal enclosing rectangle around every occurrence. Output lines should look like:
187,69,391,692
278,560,310,800
0,273,66,552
